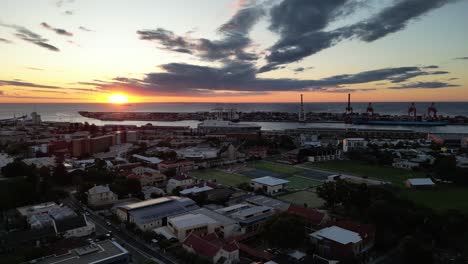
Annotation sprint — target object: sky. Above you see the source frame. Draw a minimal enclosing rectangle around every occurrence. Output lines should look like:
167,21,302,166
0,0,467,103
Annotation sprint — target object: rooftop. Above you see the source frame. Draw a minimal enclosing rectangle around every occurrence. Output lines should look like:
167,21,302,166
29,240,128,264
407,178,435,186
169,213,217,228
251,176,289,186
88,185,112,195
310,226,362,245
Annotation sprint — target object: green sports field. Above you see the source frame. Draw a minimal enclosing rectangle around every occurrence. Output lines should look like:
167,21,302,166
400,187,468,215
249,161,307,176
278,191,324,208
305,160,426,186
284,176,322,189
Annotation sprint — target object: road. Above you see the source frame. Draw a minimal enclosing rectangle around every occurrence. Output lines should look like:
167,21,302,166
64,197,177,264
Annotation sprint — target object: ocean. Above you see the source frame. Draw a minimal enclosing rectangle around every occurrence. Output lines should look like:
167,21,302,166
1,102,468,133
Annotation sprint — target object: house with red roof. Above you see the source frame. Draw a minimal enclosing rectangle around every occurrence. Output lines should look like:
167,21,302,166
287,204,330,227
183,233,239,264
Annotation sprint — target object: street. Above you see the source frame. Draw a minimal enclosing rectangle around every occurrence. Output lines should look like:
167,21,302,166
64,197,177,264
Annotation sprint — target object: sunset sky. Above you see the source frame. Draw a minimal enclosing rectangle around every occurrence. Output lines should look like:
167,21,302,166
1,0,467,103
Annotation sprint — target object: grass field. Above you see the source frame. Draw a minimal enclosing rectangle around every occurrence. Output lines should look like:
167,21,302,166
285,176,322,189
306,160,425,186
249,161,306,176
278,191,324,208
190,169,250,187
400,187,468,215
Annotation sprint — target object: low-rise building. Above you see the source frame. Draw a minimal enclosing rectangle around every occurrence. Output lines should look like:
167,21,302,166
130,166,166,186
115,196,199,231
27,240,130,264
87,184,118,207
310,226,365,258
342,138,368,153
166,175,195,193
250,176,289,195
183,233,239,264
167,213,218,241
159,160,195,175
405,178,435,188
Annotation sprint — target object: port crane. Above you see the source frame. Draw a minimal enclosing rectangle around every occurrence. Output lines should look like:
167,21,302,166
408,102,417,117
427,102,438,119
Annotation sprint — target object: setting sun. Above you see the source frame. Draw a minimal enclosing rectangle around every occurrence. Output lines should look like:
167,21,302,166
108,94,129,104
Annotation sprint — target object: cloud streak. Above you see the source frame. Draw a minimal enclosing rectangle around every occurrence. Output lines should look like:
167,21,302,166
388,81,460,89
0,24,60,51
41,22,73,36
0,37,12,44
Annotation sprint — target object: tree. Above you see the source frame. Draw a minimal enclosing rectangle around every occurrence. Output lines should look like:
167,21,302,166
1,160,36,178
53,163,69,185
127,178,142,195
261,214,306,248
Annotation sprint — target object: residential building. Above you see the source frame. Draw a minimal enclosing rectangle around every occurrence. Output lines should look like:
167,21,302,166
310,226,365,258
342,138,368,152
159,160,195,175
27,240,130,264
183,233,239,264
142,186,165,199
87,184,118,207
166,175,195,193
130,166,166,186
115,196,199,231
250,176,289,195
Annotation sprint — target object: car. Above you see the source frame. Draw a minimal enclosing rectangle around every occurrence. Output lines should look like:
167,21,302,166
106,221,112,226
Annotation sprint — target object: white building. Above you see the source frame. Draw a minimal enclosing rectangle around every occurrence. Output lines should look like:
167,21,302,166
87,184,118,207
166,175,195,193
392,160,419,170
167,213,218,241
405,178,435,188
250,176,289,195
177,147,219,160
342,138,368,153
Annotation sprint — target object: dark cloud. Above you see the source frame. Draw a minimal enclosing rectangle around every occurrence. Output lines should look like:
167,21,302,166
0,79,101,93
454,56,468,60
0,37,12,44
324,87,377,93
0,24,60,51
79,26,93,32
293,66,314,73
0,80,63,89
137,1,264,62
388,81,460,89
262,0,458,71
82,64,450,96
41,22,73,36
422,65,439,69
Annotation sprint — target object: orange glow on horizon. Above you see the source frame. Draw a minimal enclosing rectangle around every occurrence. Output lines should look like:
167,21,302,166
108,93,129,104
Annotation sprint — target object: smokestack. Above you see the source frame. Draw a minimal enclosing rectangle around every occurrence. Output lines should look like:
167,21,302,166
299,94,305,122
348,93,351,108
